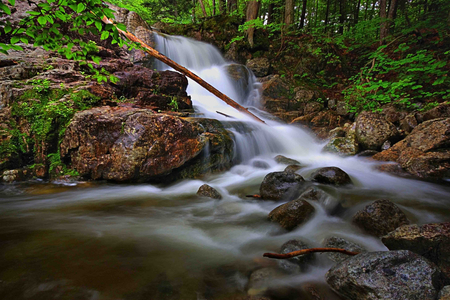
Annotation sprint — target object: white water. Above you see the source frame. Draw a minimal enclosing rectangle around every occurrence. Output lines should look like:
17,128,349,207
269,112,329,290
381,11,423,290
0,35,449,299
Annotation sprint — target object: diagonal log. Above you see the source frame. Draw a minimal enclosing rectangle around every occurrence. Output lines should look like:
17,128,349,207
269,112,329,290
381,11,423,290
102,17,266,124
263,247,360,259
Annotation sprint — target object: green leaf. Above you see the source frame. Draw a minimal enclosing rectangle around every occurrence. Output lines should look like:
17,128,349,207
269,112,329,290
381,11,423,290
37,16,47,25
100,31,109,40
0,3,11,15
116,23,127,31
26,10,41,16
92,56,101,64
76,3,86,13
10,36,20,44
95,21,102,32
8,0,15,5
20,37,29,44
4,24,12,34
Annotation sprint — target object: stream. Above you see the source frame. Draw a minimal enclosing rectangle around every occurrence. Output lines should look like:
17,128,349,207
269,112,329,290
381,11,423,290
0,34,450,300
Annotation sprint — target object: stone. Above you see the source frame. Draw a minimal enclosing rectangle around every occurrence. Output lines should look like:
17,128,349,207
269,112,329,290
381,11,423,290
277,239,315,273
439,286,450,300
294,88,316,103
382,223,450,278
381,140,392,151
60,107,234,183
328,127,345,139
357,150,379,157
260,172,305,201
323,236,365,263
304,102,323,115
400,114,418,133
297,186,341,213
284,165,302,173
373,118,450,179
197,184,222,199
322,137,359,156
274,155,300,165
352,199,410,237
422,103,450,121
355,111,399,150
247,268,283,296
336,101,349,116
310,167,352,186
326,250,447,300
246,57,270,77
252,160,270,169
268,199,315,230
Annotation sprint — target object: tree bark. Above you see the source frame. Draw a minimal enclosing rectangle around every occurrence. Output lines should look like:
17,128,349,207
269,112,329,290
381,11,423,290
212,0,216,15
324,0,331,27
339,0,346,34
379,0,388,43
102,17,266,124
267,3,274,24
246,1,260,48
354,0,361,25
285,0,295,27
228,0,238,13
218,0,225,13
198,0,208,17
300,0,308,28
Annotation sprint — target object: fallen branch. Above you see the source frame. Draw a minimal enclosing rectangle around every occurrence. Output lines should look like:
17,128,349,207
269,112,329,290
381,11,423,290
216,111,235,119
246,194,261,198
263,247,359,259
101,17,265,124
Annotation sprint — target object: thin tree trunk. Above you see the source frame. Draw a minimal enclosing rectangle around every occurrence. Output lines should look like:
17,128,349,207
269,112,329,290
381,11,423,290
198,0,208,17
102,16,266,124
218,0,225,14
363,0,369,20
379,0,388,43
246,1,260,48
267,3,274,23
228,0,238,13
339,0,346,34
354,0,361,25
387,0,398,33
324,0,331,27
300,0,308,28
212,0,216,15
285,0,295,27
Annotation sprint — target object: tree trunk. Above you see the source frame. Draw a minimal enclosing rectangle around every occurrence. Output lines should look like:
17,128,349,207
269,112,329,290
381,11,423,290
285,0,295,27
267,3,274,23
218,0,225,14
246,1,260,48
300,0,308,28
354,0,361,25
379,0,388,43
198,0,208,17
102,16,266,124
339,0,346,34
212,0,216,15
387,0,398,32
228,0,238,13
324,0,331,27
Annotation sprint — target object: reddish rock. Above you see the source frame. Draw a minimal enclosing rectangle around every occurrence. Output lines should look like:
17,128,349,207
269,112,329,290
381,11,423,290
355,111,399,150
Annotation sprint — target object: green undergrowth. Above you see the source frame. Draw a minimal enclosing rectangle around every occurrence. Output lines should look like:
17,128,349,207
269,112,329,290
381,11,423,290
0,81,100,177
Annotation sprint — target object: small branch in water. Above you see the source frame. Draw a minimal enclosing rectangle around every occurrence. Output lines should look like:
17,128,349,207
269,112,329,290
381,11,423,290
216,111,235,119
263,248,359,259
246,194,261,198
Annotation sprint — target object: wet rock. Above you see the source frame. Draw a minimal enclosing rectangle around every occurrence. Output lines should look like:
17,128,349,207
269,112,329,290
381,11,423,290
246,57,270,77
2,169,24,183
298,186,341,214
252,160,270,169
322,137,359,156
439,286,450,300
274,155,300,165
291,111,350,140
260,172,305,201
400,114,418,133
328,127,345,139
323,236,365,263
284,164,302,173
294,88,316,103
326,250,447,300
277,239,315,273
247,268,283,297
355,111,399,150
260,75,289,113
352,199,410,237
310,167,352,186
197,184,222,199
268,199,315,230
357,150,379,157
304,102,323,115
382,223,450,277
60,107,234,183
373,118,450,179
381,104,407,124
381,140,392,151
336,101,350,116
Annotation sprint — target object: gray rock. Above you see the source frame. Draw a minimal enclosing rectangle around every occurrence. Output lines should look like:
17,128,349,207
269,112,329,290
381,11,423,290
310,167,352,186
284,164,302,173
252,160,270,169
260,172,305,201
274,155,300,165
247,268,283,296
357,150,379,157
277,239,315,273
304,102,324,115
246,58,271,77
400,114,418,133
323,236,365,263
329,127,346,138
336,101,349,116
438,285,450,300
381,140,392,151
352,199,410,237
326,250,447,300
355,111,399,150
382,223,450,278
268,199,315,230
322,137,359,156
197,184,222,199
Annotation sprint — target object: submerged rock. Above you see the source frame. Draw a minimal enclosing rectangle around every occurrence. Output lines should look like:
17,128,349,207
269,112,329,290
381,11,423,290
352,199,410,237
60,106,234,183
355,111,399,150
382,223,450,277
326,250,447,300
260,171,305,201
323,236,365,263
284,164,302,173
310,167,352,186
274,155,300,166
197,184,222,199
247,268,283,297
277,239,315,273
322,136,359,156
268,199,315,230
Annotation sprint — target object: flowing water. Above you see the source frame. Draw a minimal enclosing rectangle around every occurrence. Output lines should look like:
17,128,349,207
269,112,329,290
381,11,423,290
1,35,450,300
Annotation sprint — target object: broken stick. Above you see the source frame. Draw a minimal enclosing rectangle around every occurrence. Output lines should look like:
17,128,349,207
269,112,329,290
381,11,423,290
263,247,359,259
102,17,266,124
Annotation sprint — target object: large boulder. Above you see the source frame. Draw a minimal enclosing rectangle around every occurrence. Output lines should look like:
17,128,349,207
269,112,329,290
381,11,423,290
382,223,450,277
352,199,410,237
323,236,365,263
326,250,447,300
246,57,270,77
259,171,305,201
322,136,359,156
268,199,315,230
310,167,352,186
373,118,450,179
60,106,234,183
355,111,399,150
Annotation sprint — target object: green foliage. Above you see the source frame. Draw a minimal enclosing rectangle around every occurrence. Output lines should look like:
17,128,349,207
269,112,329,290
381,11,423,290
344,44,450,113
168,96,179,111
